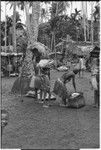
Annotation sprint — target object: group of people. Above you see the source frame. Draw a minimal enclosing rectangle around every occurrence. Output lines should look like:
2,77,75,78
30,47,99,108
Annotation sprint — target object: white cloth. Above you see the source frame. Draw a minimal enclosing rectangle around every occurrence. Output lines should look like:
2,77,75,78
29,75,36,88
79,58,85,69
90,76,98,90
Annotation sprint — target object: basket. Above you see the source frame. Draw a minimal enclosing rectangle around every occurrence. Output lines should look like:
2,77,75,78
68,92,85,108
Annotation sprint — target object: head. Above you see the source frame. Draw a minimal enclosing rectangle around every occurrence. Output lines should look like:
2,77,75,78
61,72,71,84
79,55,83,58
73,69,80,75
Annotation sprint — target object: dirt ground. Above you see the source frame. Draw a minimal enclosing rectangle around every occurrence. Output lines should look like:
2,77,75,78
1,70,99,149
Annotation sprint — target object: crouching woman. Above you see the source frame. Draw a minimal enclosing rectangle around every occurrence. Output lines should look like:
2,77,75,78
53,68,80,106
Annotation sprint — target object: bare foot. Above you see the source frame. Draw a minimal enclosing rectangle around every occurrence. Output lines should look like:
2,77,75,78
92,104,99,108
43,105,49,108
38,101,44,104
60,104,66,107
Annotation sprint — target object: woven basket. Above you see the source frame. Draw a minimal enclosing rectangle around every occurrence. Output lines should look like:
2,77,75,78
68,92,85,109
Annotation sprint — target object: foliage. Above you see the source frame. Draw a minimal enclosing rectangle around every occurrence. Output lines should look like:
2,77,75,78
38,11,85,48
1,12,25,46
93,2,100,22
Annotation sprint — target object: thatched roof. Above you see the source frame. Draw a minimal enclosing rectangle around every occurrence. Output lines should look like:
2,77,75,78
90,46,100,58
1,52,23,57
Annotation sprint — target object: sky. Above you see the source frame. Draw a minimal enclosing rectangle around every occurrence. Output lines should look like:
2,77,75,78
1,1,96,24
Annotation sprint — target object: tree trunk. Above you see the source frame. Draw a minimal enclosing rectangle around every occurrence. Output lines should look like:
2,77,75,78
21,1,40,78
31,2,40,42
13,2,16,52
82,2,87,42
5,2,7,52
24,2,33,44
0,1,1,49
11,2,41,94
91,2,94,45
54,32,57,67
86,2,89,41
51,32,54,51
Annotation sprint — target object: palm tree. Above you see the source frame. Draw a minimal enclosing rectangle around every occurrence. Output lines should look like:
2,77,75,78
50,1,69,67
0,1,1,47
86,2,90,41
50,1,69,50
11,1,42,95
20,1,41,78
81,1,87,42
13,1,17,52
93,2,100,42
91,2,94,45
8,1,17,51
5,1,7,52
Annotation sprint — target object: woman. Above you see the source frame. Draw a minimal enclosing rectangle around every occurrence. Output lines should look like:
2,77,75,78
53,68,80,106
90,58,99,108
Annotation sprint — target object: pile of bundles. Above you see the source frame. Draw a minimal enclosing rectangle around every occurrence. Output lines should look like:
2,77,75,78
57,66,69,72
37,59,54,69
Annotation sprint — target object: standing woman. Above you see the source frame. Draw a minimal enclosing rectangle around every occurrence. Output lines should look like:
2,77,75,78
90,58,99,107
32,48,41,76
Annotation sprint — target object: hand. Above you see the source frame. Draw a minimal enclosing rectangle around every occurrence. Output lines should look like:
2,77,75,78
89,81,93,90
90,86,93,90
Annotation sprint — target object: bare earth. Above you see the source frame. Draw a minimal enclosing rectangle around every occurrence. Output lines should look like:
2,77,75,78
1,70,99,149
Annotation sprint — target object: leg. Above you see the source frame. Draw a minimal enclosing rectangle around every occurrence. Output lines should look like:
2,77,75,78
79,69,81,77
35,88,38,101
94,90,99,107
48,69,50,80
40,89,43,101
47,91,51,106
48,91,51,101
43,91,47,104
43,91,48,107
62,97,66,105
81,69,84,77
82,70,84,77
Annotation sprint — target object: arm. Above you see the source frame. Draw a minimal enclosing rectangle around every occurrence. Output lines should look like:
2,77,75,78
72,75,76,92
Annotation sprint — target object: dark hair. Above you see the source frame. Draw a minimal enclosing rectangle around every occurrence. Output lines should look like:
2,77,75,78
73,69,80,74
36,56,41,63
